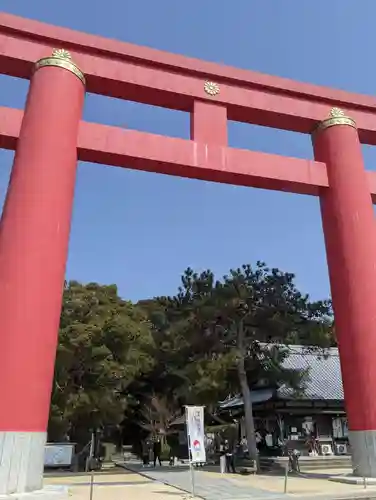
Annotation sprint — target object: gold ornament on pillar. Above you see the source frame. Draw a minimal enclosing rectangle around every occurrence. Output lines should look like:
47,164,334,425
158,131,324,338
34,48,85,85
314,107,356,133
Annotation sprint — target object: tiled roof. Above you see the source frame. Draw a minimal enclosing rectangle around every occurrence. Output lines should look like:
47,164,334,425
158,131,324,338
277,345,343,400
220,345,343,409
220,389,274,409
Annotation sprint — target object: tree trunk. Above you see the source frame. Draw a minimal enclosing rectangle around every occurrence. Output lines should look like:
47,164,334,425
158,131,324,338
237,357,258,464
236,320,259,469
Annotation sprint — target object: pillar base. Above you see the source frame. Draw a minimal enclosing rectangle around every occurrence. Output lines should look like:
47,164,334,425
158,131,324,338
349,430,376,477
329,475,376,485
0,486,68,500
0,431,46,494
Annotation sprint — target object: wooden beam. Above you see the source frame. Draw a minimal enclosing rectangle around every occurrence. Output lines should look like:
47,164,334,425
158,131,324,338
1,105,376,200
0,15,376,142
0,105,323,195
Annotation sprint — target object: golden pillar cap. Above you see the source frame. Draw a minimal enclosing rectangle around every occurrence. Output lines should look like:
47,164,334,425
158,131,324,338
34,49,85,85
313,107,356,134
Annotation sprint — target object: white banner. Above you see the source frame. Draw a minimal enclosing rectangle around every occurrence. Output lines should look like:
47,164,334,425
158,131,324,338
185,406,206,463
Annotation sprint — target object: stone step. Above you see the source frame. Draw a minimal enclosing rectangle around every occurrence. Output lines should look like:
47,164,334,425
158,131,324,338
260,455,352,472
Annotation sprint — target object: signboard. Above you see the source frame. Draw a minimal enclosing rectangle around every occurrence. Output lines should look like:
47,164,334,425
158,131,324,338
44,443,74,467
185,406,206,463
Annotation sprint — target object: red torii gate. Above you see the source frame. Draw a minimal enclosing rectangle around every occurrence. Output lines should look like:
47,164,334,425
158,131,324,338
0,13,376,494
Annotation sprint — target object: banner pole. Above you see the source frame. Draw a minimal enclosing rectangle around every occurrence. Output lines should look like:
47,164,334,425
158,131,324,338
190,461,196,498
185,406,196,498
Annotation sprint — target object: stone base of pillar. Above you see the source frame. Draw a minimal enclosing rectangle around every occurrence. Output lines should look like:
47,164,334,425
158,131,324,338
0,431,46,495
349,430,376,477
329,475,376,485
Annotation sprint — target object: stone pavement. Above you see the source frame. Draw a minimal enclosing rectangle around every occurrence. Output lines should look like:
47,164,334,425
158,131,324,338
43,464,376,500
219,469,376,498
122,462,376,500
124,463,286,499
44,470,187,500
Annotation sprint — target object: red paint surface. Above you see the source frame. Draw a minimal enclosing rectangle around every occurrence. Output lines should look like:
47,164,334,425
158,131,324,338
0,15,376,433
80,123,328,195
314,125,376,431
190,101,228,145
0,66,84,431
1,17,376,141
0,13,375,112
2,105,376,200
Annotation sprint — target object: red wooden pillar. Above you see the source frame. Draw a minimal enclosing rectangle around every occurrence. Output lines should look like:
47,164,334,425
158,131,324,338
313,107,376,477
0,49,85,494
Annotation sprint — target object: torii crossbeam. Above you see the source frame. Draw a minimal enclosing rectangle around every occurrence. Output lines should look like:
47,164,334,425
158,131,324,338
0,13,375,494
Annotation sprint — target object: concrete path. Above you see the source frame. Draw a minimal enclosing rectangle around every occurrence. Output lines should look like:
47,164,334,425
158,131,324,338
44,470,187,500
45,464,376,500
124,463,287,499
121,462,376,500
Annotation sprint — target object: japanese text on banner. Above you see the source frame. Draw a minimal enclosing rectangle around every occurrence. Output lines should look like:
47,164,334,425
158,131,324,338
186,406,206,463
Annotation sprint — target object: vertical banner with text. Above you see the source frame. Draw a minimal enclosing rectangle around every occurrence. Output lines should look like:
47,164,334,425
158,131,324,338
185,406,206,463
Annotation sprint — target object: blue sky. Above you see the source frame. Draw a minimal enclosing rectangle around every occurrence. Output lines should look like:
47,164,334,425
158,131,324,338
0,0,375,301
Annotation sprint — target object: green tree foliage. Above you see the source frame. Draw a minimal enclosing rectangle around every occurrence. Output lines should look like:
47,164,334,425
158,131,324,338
148,263,333,464
49,263,333,461
135,295,238,416
48,281,154,445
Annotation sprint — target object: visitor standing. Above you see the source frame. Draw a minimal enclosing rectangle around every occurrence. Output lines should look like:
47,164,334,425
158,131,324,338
224,439,236,473
141,440,150,467
240,436,248,458
153,438,162,467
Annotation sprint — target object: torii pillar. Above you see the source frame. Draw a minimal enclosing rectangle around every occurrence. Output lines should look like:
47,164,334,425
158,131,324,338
0,50,85,496
313,108,376,477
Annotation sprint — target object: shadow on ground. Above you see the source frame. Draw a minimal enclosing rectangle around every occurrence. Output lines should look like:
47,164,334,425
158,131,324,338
152,491,185,496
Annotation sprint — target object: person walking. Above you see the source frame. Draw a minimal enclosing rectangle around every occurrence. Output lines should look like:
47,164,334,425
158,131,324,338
153,438,162,467
224,439,236,474
141,440,150,467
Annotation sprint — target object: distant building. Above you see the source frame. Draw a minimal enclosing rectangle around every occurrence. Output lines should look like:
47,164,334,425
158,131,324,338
220,346,348,456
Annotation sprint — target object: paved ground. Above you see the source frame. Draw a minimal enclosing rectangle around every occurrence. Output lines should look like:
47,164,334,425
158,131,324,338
220,468,376,498
125,463,283,499
44,464,376,500
44,469,187,500
121,462,376,499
